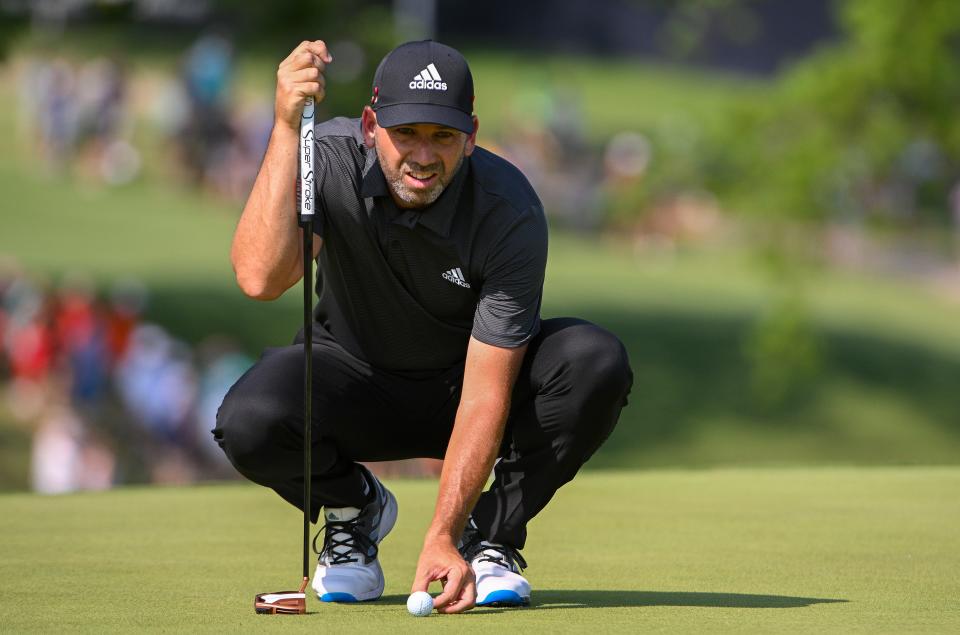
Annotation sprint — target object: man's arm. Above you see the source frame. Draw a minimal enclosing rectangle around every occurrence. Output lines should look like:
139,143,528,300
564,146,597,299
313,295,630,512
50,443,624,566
411,336,527,614
230,40,330,300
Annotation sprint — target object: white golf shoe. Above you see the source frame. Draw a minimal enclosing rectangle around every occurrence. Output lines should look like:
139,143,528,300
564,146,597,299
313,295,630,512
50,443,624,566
311,466,398,602
458,519,531,607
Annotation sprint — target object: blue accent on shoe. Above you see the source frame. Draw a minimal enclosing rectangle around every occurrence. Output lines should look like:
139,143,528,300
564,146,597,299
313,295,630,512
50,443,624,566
320,592,358,603
477,590,529,607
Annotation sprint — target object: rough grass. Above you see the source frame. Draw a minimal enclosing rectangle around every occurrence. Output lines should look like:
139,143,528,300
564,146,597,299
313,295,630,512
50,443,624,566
1,468,958,633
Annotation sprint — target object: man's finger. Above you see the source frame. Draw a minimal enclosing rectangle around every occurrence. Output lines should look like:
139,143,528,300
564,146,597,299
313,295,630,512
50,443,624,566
289,66,324,84
280,52,327,74
278,40,312,67
294,82,323,100
409,567,433,594
279,40,332,70
303,39,333,63
432,569,464,608
436,575,476,614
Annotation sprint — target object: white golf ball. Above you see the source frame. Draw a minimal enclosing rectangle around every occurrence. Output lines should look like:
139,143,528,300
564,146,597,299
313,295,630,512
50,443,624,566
406,591,434,617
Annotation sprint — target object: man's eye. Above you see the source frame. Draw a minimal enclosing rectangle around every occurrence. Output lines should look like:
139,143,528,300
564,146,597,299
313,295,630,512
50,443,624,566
435,131,453,140
396,128,415,135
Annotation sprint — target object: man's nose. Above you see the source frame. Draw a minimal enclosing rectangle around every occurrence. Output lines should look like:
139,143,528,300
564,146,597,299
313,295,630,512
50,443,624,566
409,136,437,166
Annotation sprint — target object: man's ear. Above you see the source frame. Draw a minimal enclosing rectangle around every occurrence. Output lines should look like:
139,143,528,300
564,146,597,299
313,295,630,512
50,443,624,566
464,115,479,157
361,106,377,149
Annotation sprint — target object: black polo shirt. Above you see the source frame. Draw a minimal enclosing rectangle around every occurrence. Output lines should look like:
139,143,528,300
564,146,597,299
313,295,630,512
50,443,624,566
309,117,548,372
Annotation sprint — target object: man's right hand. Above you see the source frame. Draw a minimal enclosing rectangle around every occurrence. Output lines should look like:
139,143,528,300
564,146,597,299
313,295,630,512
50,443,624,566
411,536,477,614
275,40,332,134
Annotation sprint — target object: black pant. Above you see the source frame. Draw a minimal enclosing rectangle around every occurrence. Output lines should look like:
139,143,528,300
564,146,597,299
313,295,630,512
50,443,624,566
213,317,632,549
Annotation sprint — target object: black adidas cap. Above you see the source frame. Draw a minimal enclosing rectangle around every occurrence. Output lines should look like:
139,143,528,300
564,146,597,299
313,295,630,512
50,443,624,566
371,40,474,134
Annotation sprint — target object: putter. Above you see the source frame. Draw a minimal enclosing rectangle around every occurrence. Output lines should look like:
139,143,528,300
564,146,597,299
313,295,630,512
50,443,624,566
254,95,316,615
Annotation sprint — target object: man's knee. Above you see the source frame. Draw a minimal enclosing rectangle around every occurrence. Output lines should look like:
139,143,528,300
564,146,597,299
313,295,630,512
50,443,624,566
551,322,632,457
517,320,632,465
557,322,633,401
213,379,295,475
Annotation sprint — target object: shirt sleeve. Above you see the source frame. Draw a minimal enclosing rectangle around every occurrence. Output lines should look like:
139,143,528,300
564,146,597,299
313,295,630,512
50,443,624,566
471,204,548,348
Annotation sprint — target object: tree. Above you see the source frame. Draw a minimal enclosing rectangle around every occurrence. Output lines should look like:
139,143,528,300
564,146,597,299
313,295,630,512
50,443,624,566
710,0,960,226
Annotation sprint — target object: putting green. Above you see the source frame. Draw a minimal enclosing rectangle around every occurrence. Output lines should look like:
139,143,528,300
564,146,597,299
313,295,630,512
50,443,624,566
1,468,957,633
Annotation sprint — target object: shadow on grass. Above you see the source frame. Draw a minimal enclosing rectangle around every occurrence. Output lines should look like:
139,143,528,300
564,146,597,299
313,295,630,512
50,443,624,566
375,594,410,606
372,590,847,613
532,589,848,609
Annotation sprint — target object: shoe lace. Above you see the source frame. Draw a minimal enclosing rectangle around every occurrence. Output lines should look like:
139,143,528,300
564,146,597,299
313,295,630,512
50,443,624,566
459,530,527,572
312,518,377,565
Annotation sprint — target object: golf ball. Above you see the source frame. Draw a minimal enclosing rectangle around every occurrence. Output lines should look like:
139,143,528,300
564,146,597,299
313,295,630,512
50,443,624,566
406,591,434,617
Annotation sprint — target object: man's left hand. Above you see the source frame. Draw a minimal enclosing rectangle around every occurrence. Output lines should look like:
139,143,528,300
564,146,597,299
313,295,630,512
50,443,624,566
411,538,476,613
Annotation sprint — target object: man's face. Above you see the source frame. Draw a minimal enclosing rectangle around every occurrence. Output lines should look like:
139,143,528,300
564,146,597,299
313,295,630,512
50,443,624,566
362,108,477,209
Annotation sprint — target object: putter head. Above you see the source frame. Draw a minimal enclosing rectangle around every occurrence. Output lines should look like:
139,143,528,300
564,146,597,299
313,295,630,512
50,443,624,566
254,591,306,614
254,578,309,614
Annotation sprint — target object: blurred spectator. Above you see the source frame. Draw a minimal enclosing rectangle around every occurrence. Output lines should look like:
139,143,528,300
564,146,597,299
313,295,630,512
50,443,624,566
35,59,78,173
183,34,233,108
105,278,148,366
497,82,606,230
18,55,139,184
194,336,253,468
176,33,236,189
115,324,197,444
4,293,51,382
75,57,141,185
207,98,273,201
54,275,111,405
31,402,115,494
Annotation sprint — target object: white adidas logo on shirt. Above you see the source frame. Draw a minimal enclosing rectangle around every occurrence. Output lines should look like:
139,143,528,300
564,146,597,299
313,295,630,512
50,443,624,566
409,63,447,91
442,267,471,288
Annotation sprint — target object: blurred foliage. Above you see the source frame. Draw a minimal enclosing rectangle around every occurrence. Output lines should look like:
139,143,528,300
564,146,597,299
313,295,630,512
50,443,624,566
624,0,960,408
704,0,960,226
743,283,821,411
652,0,762,61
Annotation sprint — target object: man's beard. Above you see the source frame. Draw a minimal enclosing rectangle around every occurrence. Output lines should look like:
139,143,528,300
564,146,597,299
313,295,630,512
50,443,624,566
377,143,465,209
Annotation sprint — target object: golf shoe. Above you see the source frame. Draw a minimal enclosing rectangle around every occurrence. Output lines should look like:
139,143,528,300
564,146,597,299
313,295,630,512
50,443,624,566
458,519,531,607
312,465,398,602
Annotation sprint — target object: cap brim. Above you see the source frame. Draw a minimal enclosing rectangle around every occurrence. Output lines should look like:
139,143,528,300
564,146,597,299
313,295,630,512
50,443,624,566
375,103,474,134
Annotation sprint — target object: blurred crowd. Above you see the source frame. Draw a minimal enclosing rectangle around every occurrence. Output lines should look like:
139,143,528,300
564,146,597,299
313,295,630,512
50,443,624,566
14,34,714,242
17,34,273,199
0,258,253,493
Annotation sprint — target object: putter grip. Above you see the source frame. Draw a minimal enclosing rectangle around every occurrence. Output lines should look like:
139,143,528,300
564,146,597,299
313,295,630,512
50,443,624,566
299,97,316,220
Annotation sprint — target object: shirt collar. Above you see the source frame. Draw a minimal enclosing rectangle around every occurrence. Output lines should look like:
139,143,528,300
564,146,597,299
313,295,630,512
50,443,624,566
360,150,469,239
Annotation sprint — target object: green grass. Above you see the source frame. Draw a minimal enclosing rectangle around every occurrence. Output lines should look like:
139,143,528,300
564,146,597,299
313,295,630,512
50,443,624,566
1,468,958,632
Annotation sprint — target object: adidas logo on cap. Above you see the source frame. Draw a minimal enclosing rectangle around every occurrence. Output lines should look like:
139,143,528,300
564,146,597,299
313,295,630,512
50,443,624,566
409,63,448,91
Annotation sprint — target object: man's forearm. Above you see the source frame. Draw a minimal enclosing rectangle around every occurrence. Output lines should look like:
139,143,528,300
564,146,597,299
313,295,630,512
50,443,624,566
426,396,509,544
231,125,304,300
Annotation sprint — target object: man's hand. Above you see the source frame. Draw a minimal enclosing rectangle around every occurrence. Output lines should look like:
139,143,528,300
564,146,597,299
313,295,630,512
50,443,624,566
275,40,332,133
411,537,476,614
